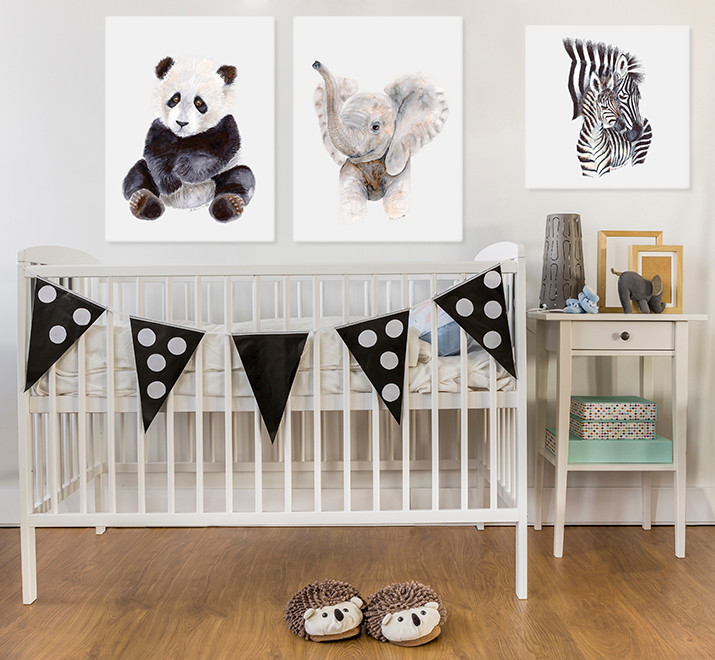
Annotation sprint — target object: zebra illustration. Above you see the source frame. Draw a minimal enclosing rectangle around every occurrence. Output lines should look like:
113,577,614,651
564,38,653,177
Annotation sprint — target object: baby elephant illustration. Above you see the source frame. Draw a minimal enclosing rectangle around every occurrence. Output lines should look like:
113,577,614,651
312,61,448,224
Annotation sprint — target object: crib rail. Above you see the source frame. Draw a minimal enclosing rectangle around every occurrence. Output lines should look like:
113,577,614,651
18,252,527,602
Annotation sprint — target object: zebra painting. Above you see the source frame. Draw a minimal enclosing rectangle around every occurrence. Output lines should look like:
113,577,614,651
564,38,653,177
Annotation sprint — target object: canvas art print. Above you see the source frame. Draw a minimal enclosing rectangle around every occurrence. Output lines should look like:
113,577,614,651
293,17,463,242
526,26,690,189
106,17,275,242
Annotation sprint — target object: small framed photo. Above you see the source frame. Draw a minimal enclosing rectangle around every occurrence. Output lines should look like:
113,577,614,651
597,231,663,312
629,244,683,313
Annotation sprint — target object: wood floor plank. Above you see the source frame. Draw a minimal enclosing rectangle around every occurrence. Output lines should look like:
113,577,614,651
0,525,713,659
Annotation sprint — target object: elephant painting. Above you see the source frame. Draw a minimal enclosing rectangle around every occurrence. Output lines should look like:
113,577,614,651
312,61,449,225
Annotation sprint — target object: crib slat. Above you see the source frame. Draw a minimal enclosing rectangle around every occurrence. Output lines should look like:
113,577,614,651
430,275,439,511
195,276,204,514
342,275,351,512
106,279,117,514
371,275,380,511
165,277,176,514
401,275,410,511
137,278,146,514
313,276,322,513
253,276,263,513
48,368,63,516
77,279,88,515
489,357,498,509
459,273,469,511
283,277,292,513
224,276,234,514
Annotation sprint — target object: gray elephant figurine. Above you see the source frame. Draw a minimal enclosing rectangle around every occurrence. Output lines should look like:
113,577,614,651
312,61,449,224
610,268,665,313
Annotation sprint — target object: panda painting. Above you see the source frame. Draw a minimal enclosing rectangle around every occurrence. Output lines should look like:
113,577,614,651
122,56,255,223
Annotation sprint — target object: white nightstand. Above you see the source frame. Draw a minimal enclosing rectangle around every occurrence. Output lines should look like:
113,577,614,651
528,311,707,558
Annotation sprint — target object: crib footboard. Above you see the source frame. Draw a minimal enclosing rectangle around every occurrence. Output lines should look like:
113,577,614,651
17,246,527,603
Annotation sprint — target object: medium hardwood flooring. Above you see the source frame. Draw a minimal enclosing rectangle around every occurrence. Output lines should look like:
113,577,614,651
0,525,713,659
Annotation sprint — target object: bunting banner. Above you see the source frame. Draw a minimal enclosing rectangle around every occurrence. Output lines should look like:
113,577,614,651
232,332,309,443
25,278,106,391
336,310,410,424
130,317,205,431
433,265,517,378
23,269,518,439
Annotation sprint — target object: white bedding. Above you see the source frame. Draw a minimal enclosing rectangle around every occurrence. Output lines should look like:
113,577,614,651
33,317,514,397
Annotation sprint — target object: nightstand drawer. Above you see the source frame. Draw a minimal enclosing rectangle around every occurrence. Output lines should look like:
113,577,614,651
571,321,674,351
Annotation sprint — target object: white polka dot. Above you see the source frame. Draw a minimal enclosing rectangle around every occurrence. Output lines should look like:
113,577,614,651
484,300,502,319
380,351,399,370
147,353,166,372
358,329,377,348
147,381,166,400
49,325,67,344
381,383,400,402
38,285,57,303
484,270,502,289
385,319,404,338
167,336,187,355
137,328,156,347
73,308,92,326
483,331,502,349
455,298,474,317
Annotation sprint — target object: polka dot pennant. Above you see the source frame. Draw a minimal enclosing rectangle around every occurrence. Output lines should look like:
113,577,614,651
24,278,106,391
335,309,411,424
232,332,309,444
432,265,517,378
130,317,205,432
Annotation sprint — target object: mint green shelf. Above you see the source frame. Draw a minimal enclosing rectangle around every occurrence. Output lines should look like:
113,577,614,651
545,428,673,464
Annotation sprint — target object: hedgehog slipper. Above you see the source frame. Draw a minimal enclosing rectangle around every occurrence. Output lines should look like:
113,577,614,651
284,579,365,642
365,581,448,647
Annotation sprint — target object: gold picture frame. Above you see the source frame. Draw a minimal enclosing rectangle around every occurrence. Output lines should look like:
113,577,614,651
597,230,664,312
629,244,683,313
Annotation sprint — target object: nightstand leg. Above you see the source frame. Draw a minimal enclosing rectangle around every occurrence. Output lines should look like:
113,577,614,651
673,323,688,557
553,324,572,557
533,322,548,531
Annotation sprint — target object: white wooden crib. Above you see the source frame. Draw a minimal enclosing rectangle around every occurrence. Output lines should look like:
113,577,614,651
16,245,527,603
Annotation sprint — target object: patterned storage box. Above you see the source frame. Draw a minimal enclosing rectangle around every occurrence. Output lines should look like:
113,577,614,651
545,428,672,464
569,415,656,440
570,396,656,421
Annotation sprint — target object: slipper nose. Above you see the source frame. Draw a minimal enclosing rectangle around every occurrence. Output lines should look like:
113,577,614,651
412,612,421,626
334,608,344,622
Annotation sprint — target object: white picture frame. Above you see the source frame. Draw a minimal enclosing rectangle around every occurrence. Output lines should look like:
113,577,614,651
293,16,463,242
105,16,275,242
525,25,690,189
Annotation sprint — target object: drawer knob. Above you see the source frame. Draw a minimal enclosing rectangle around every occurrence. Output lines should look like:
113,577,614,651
620,331,630,341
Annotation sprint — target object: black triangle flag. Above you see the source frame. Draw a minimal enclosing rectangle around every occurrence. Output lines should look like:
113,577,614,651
433,265,517,378
25,278,106,391
232,332,309,444
336,309,410,424
130,317,205,431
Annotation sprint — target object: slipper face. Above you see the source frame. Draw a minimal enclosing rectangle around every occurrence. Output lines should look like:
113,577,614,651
304,599,364,639
381,602,441,644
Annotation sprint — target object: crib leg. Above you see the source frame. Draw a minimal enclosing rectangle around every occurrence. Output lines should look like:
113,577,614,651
96,527,107,535
21,525,37,604
515,517,527,599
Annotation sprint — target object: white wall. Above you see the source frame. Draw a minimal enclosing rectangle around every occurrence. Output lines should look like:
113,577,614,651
1,0,713,524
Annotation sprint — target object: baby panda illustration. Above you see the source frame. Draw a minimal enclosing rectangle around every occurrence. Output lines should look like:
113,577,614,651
284,579,365,642
365,581,447,646
122,57,255,223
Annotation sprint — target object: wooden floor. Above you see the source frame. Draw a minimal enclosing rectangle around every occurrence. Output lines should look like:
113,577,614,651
1,526,714,659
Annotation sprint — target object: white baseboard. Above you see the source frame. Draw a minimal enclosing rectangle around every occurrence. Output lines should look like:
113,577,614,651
530,486,715,525
1,486,713,527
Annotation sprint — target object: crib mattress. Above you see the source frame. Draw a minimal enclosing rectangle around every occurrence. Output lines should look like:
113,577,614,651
32,317,515,397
